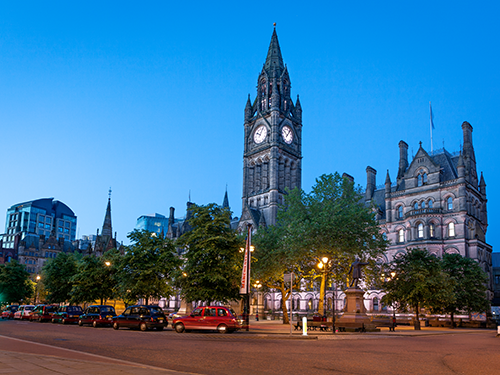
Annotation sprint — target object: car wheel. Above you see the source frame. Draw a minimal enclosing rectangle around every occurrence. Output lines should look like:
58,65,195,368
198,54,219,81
38,317,43,322
92,321,98,328
175,323,185,333
78,320,83,326
156,326,164,331
113,322,119,330
52,318,56,324
62,319,67,325
140,322,148,331
217,324,228,334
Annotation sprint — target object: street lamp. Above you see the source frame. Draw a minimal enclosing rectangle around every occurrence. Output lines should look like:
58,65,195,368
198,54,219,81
317,257,336,333
105,261,111,267
34,275,41,304
253,280,262,321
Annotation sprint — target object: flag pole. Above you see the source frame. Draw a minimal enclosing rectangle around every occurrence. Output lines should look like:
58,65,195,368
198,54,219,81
429,102,434,153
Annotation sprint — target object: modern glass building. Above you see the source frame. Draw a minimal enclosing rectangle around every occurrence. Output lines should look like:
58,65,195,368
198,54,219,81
135,213,170,236
3,198,77,249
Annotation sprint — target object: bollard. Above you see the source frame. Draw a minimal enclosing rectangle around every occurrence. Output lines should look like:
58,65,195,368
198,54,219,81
302,317,308,336
497,325,500,337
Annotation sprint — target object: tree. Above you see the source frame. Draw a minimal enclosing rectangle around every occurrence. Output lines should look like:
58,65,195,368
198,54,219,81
441,253,490,327
177,204,244,304
253,173,387,321
0,260,34,304
70,255,115,305
382,248,455,330
119,230,181,305
42,252,80,303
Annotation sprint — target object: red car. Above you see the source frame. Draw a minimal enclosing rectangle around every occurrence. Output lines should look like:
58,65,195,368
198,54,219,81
13,305,35,320
78,305,116,327
52,305,83,324
1,305,19,319
173,306,241,334
30,305,59,322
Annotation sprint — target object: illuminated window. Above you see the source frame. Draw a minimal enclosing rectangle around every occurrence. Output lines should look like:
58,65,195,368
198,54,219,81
430,224,435,238
448,222,455,237
447,197,453,210
398,229,405,243
418,223,424,238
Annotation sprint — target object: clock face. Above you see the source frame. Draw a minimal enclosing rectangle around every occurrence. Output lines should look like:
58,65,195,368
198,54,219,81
282,126,293,144
254,125,267,144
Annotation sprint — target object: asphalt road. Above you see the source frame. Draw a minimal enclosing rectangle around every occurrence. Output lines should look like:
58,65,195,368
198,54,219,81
1,319,499,374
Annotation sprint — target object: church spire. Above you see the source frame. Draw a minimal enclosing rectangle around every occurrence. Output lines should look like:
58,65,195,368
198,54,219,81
222,186,230,209
101,188,113,238
264,26,284,76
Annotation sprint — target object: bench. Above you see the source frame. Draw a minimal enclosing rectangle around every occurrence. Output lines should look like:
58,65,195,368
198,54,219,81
294,321,333,332
336,322,366,332
371,319,395,331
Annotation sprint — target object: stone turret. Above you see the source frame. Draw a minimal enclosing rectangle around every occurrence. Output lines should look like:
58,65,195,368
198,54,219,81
245,95,253,122
397,141,408,183
294,95,302,122
462,121,477,185
479,172,486,197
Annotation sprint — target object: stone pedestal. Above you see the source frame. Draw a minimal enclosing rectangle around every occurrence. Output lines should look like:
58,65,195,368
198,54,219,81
337,288,378,331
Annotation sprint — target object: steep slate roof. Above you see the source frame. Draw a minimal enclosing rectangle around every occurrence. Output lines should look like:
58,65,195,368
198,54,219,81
263,27,285,76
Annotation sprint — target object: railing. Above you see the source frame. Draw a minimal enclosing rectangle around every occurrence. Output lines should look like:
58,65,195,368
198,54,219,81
404,208,442,219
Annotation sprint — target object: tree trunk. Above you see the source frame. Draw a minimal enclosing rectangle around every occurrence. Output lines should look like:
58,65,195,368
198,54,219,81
414,303,421,330
100,298,103,305
318,273,326,316
145,297,149,305
279,284,291,325
450,312,455,329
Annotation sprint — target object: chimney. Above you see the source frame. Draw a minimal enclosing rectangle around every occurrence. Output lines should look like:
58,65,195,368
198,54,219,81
397,141,409,181
365,166,377,201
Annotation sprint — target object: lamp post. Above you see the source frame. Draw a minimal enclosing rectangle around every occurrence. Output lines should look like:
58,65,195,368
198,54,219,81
239,223,253,331
254,280,262,320
34,275,41,304
317,257,336,333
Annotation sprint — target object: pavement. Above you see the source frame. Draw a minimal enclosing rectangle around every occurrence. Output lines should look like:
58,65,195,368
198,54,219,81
0,319,497,374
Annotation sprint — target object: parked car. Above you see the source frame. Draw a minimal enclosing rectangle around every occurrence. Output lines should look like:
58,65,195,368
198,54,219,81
52,305,83,324
112,305,167,331
30,304,59,322
172,306,241,334
1,305,19,319
78,305,116,327
13,305,35,320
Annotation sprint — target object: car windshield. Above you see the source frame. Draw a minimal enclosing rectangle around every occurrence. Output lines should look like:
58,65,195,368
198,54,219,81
149,307,163,315
25,306,34,311
68,306,82,312
100,307,115,313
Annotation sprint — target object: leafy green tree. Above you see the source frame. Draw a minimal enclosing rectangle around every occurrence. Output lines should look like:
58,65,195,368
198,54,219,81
254,173,387,321
119,230,181,305
382,248,455,330
0,260,34,304
70,255,115,305
42,252,80,303
177,204,244,304
441,253,490,327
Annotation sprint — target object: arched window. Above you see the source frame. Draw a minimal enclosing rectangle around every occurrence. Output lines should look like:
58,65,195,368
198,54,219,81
307,298,313,311
418,174,422,186
373,297,379,312
264,298,268,310
398,229,405,243
418,223,424,238
421,201,426,209
448,222,455,237
398,206,403,219
447,197,453,210
295,297,300,310
414,202,418,210
423,173,428,184
428,200,433,208
430,223,435,238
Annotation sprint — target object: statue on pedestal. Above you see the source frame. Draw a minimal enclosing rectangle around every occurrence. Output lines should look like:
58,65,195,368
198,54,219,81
348,258,368,288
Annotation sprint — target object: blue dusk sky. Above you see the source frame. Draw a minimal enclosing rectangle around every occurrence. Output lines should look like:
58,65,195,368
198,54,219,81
1,2,498,250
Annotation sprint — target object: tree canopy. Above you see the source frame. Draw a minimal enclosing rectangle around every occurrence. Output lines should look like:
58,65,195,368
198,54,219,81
382,248,455,330
42,252,80,304
0,260,33,304
253,173,387,321
177,203,244,304
119,230,181,305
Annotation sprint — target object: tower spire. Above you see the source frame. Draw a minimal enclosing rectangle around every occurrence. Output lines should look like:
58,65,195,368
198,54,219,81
101,190,112,238
264,27,284,75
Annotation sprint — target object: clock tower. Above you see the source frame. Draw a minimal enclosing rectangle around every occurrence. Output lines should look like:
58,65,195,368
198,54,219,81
239,27,302,230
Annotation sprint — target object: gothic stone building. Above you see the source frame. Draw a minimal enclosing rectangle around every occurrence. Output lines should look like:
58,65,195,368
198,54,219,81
364,121,493,301
237,29,493,315
239,27,302,230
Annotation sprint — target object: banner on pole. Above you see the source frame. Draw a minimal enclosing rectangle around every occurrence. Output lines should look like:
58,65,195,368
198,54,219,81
239,236,249,295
